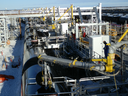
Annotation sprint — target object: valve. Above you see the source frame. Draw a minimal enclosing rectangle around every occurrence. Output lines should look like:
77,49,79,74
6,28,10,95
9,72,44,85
91,53,115,73
105,53,115,72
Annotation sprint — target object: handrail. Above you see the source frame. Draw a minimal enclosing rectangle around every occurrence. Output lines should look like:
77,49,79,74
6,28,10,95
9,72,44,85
118,29,128,42
41,7,47,14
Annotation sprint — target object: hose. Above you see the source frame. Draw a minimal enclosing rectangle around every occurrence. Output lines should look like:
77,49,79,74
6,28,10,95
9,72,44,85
27,44,34,49
24,25,49,45
24,26,39,42
91,67,122,76
113,71,119,96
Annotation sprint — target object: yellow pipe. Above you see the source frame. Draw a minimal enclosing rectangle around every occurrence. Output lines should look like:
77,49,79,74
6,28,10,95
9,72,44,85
92,55,114,73
71,4,73,20
92,59,106,63
71,4,74,25
52,5,72,29
105,55,114,72
53,6,55,21
103,59,107,63
118,29,128,42
57,6,71,21
92,59,102,61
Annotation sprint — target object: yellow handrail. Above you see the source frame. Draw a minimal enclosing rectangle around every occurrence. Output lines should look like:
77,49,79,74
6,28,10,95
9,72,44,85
71,4,73,20
41,7,47,14
118,29,128,42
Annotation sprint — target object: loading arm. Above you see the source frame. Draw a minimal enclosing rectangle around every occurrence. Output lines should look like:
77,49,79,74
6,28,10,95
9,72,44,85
57,4,73,21
92,29,128,73
51,5,73,29
92,54,114,73
37,54,105,71
22,55,105,75
92,41,128,73
109,29,128,53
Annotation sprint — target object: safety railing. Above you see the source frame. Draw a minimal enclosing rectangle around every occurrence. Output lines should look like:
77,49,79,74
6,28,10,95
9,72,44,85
0,9,51,15
75,40,89,58
67,36,102,59
25,76,128,96
25,77,79,96
92,50,102,59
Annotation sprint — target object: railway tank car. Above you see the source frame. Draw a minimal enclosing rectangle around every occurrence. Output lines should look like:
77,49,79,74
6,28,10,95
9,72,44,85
21,24,60,96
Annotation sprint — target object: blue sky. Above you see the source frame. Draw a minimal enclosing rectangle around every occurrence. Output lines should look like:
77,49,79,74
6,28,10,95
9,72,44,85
1,0,128,10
